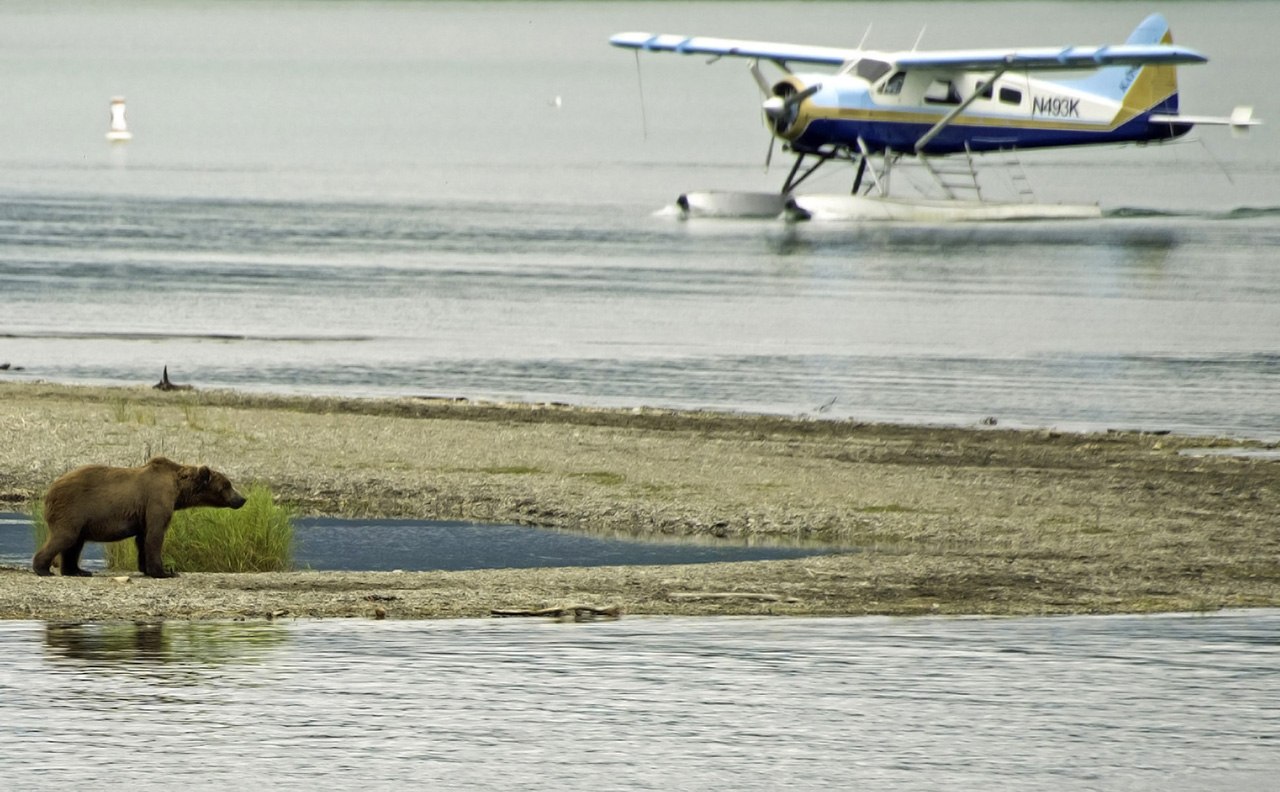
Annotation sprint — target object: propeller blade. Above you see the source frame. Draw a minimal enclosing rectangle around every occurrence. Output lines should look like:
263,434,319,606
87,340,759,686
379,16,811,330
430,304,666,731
788,83,822,109
762,82,822,119
765,135,775,171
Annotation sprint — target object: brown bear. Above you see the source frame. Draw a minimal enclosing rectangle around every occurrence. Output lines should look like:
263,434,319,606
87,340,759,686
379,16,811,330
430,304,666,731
34,457,247,578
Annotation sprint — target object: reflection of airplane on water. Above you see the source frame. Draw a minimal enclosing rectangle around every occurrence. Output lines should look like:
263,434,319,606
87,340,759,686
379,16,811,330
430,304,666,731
611,13,1258,220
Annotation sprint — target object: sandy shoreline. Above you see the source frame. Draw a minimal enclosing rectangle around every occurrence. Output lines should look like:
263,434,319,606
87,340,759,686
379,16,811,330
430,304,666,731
1,381,1277,621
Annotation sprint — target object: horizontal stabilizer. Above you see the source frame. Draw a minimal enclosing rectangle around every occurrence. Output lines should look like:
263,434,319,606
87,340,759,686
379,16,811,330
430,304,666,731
1232,105,1260,127
1150,105,1261,137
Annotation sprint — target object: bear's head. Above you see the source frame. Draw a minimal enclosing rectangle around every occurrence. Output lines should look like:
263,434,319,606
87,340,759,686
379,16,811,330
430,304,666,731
185,466,248,510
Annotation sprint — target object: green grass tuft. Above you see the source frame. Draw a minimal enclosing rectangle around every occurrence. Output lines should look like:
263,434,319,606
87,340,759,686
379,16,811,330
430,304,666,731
476,465,543,475
572,470,626,486
30,498,46,548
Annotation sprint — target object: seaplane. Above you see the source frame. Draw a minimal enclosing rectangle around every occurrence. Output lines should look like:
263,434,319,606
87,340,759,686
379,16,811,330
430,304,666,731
610,13,1258,221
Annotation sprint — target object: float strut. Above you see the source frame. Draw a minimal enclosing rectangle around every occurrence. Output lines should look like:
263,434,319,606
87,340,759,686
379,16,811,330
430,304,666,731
851,157,867,195
781,154,806,195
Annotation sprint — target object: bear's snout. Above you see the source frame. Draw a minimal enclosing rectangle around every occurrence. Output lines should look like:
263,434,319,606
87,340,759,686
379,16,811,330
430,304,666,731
229,491,247,509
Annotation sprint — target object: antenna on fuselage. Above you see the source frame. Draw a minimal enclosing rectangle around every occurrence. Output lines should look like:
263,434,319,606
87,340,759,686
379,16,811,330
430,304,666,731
857,24,872,50
912,26,927,51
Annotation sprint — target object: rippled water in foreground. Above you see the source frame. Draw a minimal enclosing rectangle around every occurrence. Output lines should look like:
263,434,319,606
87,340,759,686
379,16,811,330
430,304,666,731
2,611,1277,790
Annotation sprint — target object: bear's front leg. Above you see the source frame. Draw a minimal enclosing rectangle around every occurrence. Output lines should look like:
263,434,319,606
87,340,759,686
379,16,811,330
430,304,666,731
141,506,178,578
141,545,177,578
142,553,177,578
133,534,151,577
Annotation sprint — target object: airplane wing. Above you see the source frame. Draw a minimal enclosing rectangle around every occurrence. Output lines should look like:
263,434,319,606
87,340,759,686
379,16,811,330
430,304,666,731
611,33,1208,71
894,44,1207,71
609,32,856,66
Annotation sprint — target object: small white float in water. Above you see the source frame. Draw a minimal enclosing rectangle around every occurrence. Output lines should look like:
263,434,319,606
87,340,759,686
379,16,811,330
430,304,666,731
106,96,132,142
675,191,786,219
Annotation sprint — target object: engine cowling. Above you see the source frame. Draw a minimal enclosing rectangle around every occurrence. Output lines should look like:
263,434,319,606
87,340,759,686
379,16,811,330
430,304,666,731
762,79,820,139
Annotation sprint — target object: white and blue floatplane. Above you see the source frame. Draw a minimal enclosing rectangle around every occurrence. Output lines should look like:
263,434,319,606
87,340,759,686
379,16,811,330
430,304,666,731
612,13,1258,221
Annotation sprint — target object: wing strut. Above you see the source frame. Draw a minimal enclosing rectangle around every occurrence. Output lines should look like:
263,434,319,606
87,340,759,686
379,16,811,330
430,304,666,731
913,67,1009,154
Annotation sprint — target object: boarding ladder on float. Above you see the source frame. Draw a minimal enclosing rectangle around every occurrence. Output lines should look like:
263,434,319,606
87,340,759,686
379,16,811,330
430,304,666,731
1001,148,1037,204
918,144,1042,204
919,143,983,201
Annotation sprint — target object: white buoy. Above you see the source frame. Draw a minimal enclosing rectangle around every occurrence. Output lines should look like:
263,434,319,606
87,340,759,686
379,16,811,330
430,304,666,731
106,96,132,142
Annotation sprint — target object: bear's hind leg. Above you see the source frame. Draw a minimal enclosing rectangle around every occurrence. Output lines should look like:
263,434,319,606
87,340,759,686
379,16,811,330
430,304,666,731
32,549,56,576
33,533,76,577
61,539,93,577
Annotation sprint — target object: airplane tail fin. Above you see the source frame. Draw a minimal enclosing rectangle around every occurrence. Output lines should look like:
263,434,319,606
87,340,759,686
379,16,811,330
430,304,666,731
1119,13,1179,113
1066,14,1180,113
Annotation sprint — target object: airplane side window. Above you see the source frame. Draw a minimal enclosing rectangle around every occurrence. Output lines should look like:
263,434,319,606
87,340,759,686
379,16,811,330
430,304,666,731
855,58,891,84
999,87,1022,105
879,71,905,95
924,80,961,105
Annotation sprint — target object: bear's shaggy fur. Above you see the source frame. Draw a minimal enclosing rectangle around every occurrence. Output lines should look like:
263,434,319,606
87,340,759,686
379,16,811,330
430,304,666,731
34,457,246,578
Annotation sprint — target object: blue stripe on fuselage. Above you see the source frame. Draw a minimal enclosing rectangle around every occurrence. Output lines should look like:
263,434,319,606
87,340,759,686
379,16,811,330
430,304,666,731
792,106,1190,155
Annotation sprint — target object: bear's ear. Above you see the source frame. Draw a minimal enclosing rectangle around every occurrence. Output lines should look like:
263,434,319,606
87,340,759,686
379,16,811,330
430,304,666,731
196,466,212,487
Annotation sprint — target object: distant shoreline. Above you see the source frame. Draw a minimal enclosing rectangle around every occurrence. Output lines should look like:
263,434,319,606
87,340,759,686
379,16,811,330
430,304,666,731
1,381,1277,621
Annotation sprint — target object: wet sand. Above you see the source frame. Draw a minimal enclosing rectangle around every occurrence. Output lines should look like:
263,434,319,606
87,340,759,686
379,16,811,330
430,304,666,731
1,381,1276,621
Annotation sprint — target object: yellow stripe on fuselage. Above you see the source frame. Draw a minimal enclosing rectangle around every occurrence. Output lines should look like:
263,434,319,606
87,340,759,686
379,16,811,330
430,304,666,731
791,106,1119,136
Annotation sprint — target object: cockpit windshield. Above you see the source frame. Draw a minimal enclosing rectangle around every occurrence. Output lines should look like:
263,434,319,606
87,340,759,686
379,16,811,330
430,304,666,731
853,58,892,84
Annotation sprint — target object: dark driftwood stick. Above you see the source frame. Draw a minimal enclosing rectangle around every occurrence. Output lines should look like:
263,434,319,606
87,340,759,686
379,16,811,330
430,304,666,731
491,605,621,619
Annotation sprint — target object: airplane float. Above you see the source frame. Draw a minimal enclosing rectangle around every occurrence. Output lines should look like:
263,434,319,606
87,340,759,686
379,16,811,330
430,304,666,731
610,13,1258,221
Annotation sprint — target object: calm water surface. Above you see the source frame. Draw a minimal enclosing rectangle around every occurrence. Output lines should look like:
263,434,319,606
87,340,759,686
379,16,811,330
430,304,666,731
0,511,845,572
1,0,1278,439
1,611,1277,790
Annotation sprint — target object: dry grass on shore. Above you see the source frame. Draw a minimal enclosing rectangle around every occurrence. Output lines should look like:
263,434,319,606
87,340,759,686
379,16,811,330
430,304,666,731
1,381,1277,621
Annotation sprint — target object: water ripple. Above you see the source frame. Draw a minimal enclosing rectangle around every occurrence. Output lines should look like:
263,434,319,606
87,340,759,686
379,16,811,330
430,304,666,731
2,612,1278,790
